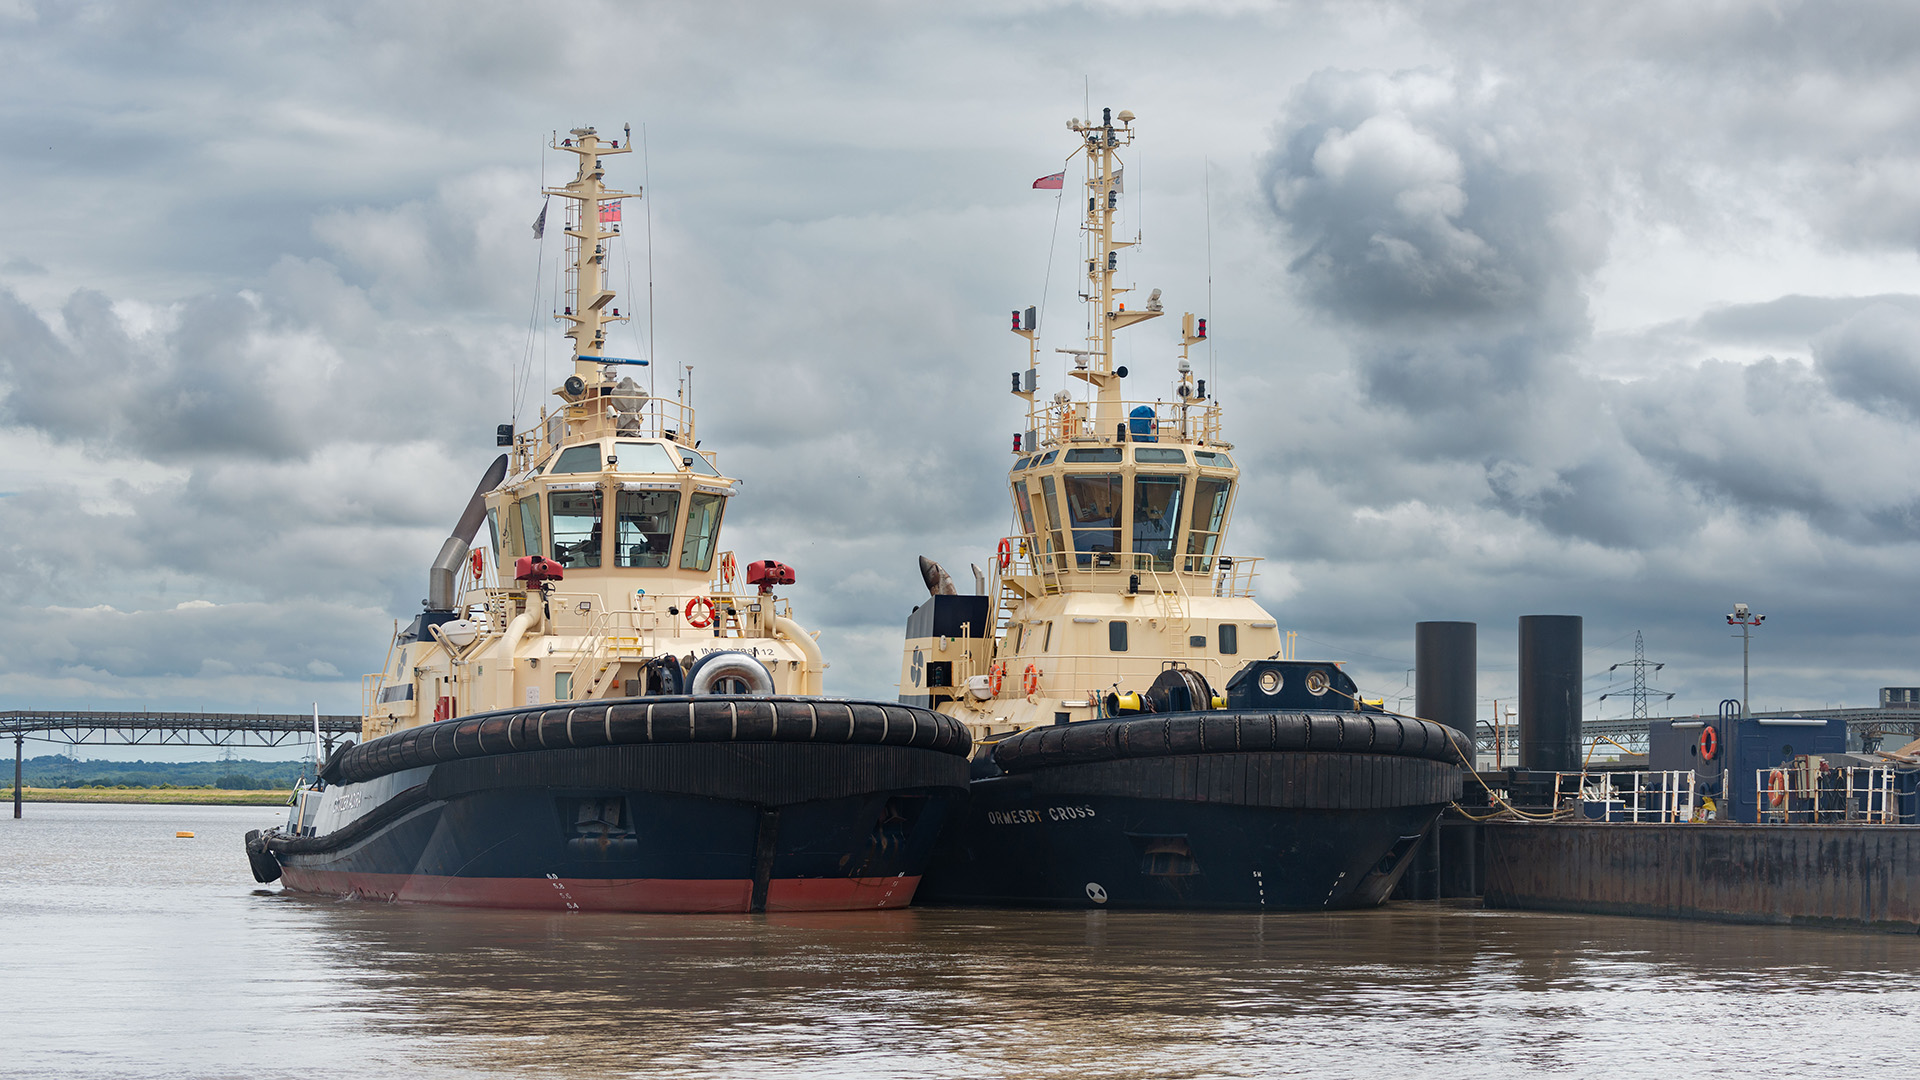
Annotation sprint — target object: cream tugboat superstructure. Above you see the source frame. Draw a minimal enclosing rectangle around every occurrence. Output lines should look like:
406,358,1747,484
245,126,970,912
906,108,1470,910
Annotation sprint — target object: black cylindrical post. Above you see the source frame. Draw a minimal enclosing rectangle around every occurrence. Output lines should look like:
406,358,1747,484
1415,621,1477,746
1519,615,1583,772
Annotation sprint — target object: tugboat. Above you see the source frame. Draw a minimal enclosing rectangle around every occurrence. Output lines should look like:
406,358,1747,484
245,126,970,912
903,108,1469,909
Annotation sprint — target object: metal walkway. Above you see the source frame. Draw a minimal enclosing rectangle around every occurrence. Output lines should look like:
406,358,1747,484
1475,708,1920,761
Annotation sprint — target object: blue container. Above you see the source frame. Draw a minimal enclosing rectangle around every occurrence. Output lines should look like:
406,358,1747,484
1128,406,1156,443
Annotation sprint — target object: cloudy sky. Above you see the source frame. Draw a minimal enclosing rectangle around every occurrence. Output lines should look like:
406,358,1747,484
6,0,1920,751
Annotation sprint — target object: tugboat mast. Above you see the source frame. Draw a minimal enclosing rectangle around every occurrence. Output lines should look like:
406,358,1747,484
1070,108,1160,434
548,126,636,379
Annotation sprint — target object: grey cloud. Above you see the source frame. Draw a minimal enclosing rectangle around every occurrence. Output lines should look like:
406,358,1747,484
1813,302,1920,418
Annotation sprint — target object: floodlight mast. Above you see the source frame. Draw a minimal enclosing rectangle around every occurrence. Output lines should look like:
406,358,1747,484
1726,602,1765,720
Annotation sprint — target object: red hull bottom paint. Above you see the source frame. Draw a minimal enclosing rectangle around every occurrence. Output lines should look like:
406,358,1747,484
278,867,921,913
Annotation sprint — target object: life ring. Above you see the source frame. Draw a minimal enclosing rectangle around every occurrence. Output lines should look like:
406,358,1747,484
997,538,1013,570
1698,725,1718,761
469,549,485,579
988,662,1005,696
1023,664,1041,696
718,552,737,584
1768,768,1789,808
684,595,716,629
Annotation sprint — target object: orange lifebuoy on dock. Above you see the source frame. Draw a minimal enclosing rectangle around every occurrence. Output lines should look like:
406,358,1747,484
1699,725,1718,761
988,662,1006,696
1768,768,1789,808
1023,664,1041,696
684,595,716,629
997,538,1013,569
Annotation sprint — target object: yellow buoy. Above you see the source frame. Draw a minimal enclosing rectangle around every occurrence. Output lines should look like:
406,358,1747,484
176,831,195,838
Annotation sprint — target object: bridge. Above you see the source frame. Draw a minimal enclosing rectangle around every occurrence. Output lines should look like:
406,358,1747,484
1472,707,1920,764
5,710,362,817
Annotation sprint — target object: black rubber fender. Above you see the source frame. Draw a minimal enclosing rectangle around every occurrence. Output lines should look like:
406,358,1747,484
993,710,1472,775
330,695,971,786
244,829,282,884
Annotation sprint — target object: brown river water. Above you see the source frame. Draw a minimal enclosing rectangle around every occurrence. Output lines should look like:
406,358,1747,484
5,803,1920,1078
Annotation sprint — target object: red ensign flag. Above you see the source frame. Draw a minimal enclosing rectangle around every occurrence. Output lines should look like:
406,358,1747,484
1032,171,1065,190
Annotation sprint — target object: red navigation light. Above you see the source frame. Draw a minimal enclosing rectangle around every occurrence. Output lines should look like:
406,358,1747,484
514,555,566,586
1013,433,1023,452
1011,310,1021,331
1196,318,1207,340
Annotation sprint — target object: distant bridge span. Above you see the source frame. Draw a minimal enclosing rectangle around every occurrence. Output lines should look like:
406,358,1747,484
5,710,362,818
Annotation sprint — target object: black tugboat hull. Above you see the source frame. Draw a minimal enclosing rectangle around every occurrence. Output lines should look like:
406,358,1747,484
917,705,1471,911
260,697,972,912
917,769,1445,910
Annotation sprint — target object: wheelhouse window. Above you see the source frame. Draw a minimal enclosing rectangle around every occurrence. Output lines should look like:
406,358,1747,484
1039,475,1068,572
615,488,679,568
615,441,680,474
514,494,542,563
1195,451,1234,468
487,506,505,559
1219,623,1239,655
549,489,603,568
1063,473,1122,565
1012,480,1037,539
1065,447,1123,463
678,448,722,477
680,491,726,571
550,443,604,474
1132,474,1185,571
1185,477,1233,572
1136,447,1186,463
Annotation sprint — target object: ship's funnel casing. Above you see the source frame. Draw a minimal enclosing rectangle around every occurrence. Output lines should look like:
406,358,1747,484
1414,621,1477,744
1518,615,1582,771
899,595,991,709
425,454,509,612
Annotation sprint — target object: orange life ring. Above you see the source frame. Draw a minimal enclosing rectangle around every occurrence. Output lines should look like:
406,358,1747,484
988,662,1005,696
1768,768,1789,808
997,538,1013,569
718,552,737,584
1023,663,1041,696
469,549,485,579
1698,725,1718,761
684,595,716,629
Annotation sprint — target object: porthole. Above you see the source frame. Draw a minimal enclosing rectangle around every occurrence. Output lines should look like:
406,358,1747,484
1305,670,1330,696
1258,670,1282,694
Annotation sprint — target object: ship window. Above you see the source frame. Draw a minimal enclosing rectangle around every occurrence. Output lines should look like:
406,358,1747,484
615,441,680,474
1012,456,1030,472
615,488,679,568
1185,477,1232,573
487,506,504,559
1065,447,1123,463
1132,475,1185,571
1043,621,1053,652
1063,473,1122,565
514,494,542,564
1109,620,1128,652
549,490,603,568
1038,450,1058,466
680,491,726,571
550,443,604,474
1012,480,1037,538
678,448,721,477
1219,623,1238,655
1040,475,1068,571
1136,448,1186,463
1195,451,1234,468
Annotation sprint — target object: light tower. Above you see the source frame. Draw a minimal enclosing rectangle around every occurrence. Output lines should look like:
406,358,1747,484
1726,602,1765,719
